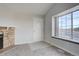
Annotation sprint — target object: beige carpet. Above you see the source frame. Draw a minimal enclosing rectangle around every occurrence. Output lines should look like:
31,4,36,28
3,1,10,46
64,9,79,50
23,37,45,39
0,41,72,56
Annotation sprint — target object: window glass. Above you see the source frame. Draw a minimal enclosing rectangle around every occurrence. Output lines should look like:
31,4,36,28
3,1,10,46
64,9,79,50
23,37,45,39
52,9,79,43
58,14,71,39
73,11,79,42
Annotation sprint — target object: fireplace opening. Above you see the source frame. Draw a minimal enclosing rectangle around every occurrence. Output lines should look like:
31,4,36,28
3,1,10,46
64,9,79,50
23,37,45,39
0,32,3,49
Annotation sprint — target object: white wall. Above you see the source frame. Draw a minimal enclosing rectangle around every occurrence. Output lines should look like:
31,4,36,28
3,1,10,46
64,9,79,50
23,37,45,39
0,11,44,45
44,3,79,55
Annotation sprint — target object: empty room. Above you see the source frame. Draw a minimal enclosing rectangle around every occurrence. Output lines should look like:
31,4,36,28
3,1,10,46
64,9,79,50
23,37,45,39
0,3,79,56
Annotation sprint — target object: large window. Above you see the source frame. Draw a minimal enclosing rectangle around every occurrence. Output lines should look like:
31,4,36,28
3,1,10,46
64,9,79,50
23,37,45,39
57,13,72,39
53,10,79,43
73,11,79,42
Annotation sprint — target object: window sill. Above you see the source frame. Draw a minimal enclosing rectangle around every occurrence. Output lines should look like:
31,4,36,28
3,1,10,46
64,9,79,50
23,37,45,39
52,36,79,44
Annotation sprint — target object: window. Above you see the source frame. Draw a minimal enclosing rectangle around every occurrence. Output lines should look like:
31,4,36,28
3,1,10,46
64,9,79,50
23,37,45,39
73,11,79,41
57,13,72,40
52,5,79,43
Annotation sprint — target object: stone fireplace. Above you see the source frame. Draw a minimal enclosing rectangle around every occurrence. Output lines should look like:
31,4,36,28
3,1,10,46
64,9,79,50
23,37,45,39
0,26,15,49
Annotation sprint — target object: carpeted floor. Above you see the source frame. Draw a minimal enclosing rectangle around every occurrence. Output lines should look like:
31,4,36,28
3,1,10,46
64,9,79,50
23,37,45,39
0,41,72,56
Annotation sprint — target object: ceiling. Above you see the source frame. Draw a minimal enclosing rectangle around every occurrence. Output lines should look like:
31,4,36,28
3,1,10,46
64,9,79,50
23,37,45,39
0,3,53,16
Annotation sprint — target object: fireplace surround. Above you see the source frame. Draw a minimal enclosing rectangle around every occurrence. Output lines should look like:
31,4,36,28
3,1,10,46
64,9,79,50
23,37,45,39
0,26,15,49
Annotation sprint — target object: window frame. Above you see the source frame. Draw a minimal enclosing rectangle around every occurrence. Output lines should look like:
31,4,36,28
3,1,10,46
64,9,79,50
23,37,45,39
52,5,79,44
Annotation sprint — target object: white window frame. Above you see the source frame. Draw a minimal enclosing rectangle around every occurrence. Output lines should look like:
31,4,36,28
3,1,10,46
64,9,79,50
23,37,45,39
52,5,79,44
